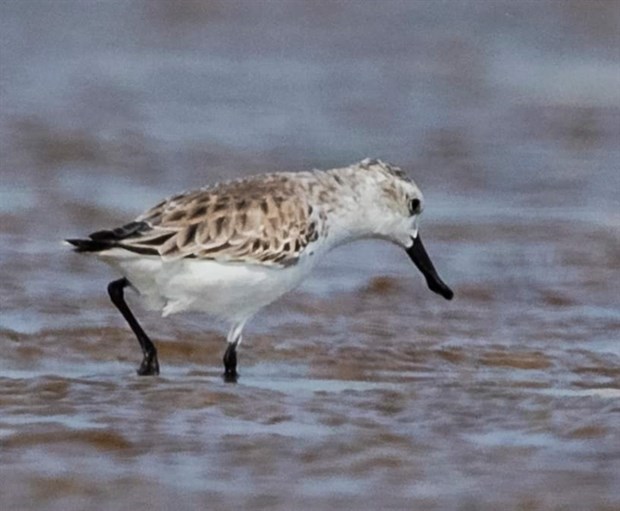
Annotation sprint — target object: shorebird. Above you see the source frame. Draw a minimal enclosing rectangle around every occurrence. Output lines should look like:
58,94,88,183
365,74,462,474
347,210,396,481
67,158,453,381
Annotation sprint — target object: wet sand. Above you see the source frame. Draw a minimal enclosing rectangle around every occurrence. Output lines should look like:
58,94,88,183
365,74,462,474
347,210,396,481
1,1,619,510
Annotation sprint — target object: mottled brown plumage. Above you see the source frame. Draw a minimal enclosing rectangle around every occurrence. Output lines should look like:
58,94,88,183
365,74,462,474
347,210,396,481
74,159,416,268
126,173,319,266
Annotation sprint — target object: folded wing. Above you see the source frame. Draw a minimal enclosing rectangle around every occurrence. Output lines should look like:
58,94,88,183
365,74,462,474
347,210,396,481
115,176,320,267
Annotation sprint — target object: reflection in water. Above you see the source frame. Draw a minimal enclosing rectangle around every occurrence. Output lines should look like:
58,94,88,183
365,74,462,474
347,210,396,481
1,1,619,510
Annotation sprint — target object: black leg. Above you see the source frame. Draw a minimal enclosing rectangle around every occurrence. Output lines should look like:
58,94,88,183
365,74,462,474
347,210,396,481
107,278,160,376
223,341,238,383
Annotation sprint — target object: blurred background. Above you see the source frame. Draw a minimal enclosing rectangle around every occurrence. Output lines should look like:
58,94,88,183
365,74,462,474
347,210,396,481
1,1,619,510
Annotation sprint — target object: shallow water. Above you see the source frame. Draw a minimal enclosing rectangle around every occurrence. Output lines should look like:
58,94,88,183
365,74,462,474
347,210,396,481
1,1,619,510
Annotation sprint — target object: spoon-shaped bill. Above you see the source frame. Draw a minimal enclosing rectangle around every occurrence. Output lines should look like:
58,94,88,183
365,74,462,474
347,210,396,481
406,235,454,300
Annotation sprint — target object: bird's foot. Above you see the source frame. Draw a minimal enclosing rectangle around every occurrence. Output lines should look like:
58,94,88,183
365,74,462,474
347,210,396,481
223,342,238,383
222,368,238,384
137,352,160,376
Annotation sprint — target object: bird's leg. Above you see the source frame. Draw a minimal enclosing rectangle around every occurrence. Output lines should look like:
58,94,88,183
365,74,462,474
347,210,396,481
223,321,246,383
107,278,160,376
223,342,238,382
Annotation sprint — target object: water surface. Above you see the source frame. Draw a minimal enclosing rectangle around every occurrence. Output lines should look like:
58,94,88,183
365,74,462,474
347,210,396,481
1,1,619,510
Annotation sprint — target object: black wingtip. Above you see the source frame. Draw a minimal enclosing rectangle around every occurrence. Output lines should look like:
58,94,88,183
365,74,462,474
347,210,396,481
89,221,149,241
65,238,111,252
66,221,151,254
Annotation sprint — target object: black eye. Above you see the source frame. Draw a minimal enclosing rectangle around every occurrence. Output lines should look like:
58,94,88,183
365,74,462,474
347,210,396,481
408,198,421,215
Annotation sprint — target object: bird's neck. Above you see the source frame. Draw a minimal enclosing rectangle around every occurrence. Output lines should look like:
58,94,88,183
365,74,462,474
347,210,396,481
309,167,385,250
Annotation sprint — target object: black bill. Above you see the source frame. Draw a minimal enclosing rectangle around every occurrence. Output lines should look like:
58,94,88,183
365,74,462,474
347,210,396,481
406,235,454,300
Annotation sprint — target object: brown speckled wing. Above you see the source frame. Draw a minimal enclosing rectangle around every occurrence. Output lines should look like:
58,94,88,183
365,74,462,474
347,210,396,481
124,174,320,266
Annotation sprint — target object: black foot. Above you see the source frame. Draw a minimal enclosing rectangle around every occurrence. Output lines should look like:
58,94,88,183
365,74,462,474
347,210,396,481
223,342,238,383
137,352,160,376
223,370,238,384
108,278,161,377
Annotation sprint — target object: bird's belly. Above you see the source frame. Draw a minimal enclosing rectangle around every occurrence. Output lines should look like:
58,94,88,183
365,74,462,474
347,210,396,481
102,253,314,322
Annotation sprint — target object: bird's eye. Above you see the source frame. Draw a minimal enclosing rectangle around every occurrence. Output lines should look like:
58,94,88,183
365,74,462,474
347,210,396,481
408,198,421,215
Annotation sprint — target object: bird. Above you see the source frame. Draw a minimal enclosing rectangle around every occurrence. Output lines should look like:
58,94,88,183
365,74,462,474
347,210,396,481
66,158,454,381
